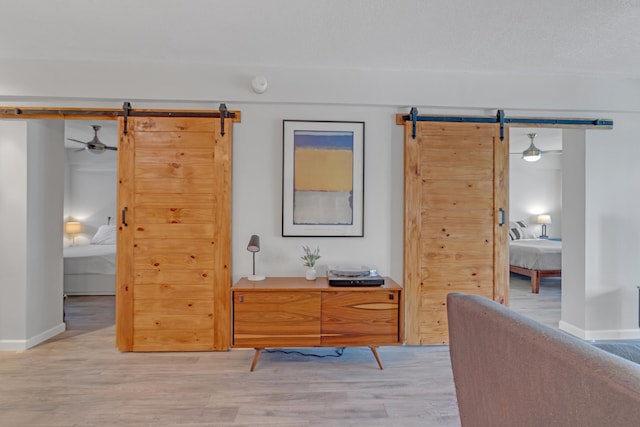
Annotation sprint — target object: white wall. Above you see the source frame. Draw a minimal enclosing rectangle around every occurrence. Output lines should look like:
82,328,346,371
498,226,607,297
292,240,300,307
26,121,65,342
0,121,28,347
584,115,640,338
1,60,640,341
232,104,403,280
561,129,588,335
0,120,66,350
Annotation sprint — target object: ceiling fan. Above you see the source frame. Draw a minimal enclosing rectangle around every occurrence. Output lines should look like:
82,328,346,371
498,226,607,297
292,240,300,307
510,133,562,161
67,125,117,154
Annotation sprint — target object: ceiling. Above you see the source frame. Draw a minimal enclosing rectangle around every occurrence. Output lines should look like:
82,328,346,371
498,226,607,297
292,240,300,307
11,1,633,153
1,1,640,77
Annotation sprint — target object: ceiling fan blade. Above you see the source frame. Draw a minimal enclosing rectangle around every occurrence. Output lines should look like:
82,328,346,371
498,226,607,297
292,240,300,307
74,148,86,152
67,138,89,145
105,146,118,151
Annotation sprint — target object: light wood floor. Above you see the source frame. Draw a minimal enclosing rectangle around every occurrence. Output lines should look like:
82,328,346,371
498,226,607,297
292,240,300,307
0,276,560,427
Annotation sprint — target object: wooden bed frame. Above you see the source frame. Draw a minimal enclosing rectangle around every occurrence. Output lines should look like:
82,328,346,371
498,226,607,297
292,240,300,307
509,265,561,294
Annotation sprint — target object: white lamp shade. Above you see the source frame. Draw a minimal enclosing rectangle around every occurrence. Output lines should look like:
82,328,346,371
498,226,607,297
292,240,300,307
536,214,552,225
65,221,82,234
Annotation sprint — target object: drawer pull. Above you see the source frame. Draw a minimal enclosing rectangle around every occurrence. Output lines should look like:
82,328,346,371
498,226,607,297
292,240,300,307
238,295,244,302
389,294,394,300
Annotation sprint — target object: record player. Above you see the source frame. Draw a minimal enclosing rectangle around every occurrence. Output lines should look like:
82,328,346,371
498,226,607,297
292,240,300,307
327,265,385,287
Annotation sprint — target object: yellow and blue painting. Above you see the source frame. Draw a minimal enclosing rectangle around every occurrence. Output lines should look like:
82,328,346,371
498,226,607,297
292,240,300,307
293,130,353,225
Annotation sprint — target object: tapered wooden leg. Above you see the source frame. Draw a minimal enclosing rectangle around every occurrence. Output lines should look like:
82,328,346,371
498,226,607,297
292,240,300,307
250,348,263,372
370,346,384,370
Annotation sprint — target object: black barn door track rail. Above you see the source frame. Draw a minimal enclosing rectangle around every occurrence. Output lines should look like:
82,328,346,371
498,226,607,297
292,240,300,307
400,107,613,140
0,102,237,137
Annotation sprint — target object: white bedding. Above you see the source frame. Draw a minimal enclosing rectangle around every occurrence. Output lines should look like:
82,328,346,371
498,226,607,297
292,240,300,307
509,239,561,271
63,244,116,275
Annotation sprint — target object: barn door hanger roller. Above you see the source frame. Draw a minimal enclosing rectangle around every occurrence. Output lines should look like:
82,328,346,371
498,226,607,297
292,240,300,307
401,108,613,140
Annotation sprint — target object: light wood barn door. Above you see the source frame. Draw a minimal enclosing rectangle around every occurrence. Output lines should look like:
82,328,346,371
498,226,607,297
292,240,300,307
403,121,508,345
116,116,232,351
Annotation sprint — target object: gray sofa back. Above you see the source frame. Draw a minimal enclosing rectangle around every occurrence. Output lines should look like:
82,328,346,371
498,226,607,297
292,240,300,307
447,292,640,427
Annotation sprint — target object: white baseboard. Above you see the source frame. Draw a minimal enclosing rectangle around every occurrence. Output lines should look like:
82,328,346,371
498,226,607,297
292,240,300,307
0,322,66,351
559,320,640,341
0,339,27,351
559,321,587,339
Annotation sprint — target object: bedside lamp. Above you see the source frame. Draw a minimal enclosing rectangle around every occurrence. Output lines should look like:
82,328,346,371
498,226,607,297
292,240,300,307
65,221,82,246
247,235,265,281
536,214,551,238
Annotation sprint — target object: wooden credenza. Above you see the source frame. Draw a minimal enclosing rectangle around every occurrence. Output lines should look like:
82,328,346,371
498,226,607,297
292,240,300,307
232,276,403,371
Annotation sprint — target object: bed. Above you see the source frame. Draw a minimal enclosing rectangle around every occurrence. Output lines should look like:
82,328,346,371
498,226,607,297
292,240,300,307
508,222,561,293
63,225,116,295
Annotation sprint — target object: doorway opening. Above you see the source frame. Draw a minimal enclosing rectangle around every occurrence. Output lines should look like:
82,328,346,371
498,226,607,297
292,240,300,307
63,119,119,331
508,127,564,328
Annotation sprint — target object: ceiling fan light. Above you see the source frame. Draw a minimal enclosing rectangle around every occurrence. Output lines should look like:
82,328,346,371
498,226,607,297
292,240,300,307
522,133,542,162
87,143,106,154
522,144,542,162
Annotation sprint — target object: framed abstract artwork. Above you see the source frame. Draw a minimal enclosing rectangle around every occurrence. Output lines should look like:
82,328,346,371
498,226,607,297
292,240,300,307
282,120,364,237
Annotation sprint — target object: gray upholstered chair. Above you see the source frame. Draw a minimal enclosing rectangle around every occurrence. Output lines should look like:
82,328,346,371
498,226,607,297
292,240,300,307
447,292,640,427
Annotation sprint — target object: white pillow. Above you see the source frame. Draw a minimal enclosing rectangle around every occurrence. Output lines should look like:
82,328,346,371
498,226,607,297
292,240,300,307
509,220,528,229
91,225,117,245
509,227,522,240
520,227,537,239
508,223,537,240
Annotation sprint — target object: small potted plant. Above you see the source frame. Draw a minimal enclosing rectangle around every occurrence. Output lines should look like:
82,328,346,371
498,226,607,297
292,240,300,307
301,245,321,280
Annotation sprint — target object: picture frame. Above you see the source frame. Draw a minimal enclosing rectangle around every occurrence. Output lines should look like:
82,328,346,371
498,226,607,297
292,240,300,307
282,120,365,237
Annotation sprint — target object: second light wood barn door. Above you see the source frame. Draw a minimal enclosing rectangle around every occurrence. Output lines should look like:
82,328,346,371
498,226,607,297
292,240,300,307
117,116,231,351
404,121,508,345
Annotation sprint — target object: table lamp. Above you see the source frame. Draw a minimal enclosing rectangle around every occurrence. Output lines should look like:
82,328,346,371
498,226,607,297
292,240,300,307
536,214,551,238
247,235,265,281
65,221,82,246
